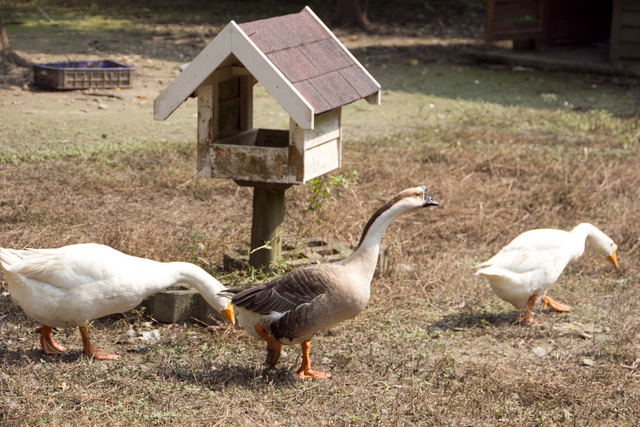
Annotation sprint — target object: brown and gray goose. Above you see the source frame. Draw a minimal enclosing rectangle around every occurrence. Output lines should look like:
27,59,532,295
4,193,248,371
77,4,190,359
222,186,439,379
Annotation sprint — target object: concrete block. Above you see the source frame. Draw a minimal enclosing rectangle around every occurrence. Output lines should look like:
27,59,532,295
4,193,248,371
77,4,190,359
191,294,228,325
146,287,226,325
147,288,195,324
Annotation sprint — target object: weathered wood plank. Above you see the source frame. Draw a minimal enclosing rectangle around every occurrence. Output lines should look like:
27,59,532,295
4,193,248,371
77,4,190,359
612,0,623,60
621,11,640,26
196,83,214,177
621,0,640,12
303,109,341,151
249,187,285,269
619,28,640,43
485,0,544,42
210,144,290,183
304,140,341,181
617,42,640,59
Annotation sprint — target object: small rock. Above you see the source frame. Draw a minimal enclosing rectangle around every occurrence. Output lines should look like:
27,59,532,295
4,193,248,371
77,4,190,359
553,322,594,339
532,346,547,358
396,263,414,275
97,103,108,110
581,358,596,366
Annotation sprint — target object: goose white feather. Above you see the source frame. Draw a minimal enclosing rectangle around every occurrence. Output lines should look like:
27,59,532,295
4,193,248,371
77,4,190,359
475,223,618,323
0,243,234,359
222,186,439,378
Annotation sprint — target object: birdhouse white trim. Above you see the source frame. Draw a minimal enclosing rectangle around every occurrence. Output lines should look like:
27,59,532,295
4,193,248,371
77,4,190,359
153,6,380,185
153,21,315,129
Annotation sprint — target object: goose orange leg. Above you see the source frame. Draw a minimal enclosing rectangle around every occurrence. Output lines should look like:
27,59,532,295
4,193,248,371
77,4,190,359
79,326,119,360
297,340,331,379
541,296,571,312
515,294,538,324
255,323,281,367
37,325,66,355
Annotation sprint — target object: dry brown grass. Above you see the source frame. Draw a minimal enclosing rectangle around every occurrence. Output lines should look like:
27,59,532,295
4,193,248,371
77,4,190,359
2,119,639,424
1,2,640,425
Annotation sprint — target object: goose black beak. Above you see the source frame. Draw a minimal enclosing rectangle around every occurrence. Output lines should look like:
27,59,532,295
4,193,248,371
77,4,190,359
419,186,439,207
424,196,439,207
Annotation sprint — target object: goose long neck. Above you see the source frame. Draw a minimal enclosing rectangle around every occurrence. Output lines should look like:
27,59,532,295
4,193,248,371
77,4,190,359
572,222,615,255
165,262,228,312
357,209,400,252
344,204,409,276
568,223,596,258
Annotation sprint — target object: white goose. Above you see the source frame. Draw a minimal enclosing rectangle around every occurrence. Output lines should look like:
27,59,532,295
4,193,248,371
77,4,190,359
475,223,618,323
222,186,439,379
0,243,234,360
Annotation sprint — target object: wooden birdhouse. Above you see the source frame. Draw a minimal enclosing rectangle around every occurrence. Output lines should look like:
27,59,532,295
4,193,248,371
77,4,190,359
154,7,381,267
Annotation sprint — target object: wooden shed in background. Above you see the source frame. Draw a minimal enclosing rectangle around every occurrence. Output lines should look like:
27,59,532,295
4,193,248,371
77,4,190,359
154,6,381,268
486,0,640,61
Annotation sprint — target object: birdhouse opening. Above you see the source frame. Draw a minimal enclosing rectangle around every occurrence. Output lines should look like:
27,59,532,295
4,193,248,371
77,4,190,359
204,81,291,185
197,58,344,187
217,80,289,150
217,77,243,136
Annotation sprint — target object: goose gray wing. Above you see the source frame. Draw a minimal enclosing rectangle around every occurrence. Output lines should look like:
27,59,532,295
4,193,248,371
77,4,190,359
226,266,333,315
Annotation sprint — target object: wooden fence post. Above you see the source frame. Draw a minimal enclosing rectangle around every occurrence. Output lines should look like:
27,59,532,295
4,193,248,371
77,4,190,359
249,187,285,269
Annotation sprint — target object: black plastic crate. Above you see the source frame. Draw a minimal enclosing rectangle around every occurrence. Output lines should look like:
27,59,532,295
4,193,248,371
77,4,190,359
33,60,134,89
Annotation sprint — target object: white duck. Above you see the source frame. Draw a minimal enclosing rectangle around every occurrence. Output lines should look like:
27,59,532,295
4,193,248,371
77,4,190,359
475,223,618,323
222,186,439,379
0,243,234,360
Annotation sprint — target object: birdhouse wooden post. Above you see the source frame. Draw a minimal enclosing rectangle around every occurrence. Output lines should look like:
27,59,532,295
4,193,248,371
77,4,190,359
154,7,381,269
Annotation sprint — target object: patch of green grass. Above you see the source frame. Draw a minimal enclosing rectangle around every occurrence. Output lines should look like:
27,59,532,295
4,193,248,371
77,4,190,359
0,138,192,166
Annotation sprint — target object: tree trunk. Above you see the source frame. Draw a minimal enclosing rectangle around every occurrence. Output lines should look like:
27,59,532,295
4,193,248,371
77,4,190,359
0,14,31,68
332,0,370,30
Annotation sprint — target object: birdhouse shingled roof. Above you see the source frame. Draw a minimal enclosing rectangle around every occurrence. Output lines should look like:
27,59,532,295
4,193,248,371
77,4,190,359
154,6,380,130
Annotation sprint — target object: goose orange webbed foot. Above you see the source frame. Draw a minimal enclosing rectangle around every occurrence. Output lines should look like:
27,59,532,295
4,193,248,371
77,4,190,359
297,340,331,380
541,296,571,312
79,326,119,361
514,314,535,324
37,325,67,355
298,368,332,379
88,350,120,361
514,294,537,324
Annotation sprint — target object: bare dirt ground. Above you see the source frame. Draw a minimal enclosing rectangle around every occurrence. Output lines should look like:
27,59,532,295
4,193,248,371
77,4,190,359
1,6,640,426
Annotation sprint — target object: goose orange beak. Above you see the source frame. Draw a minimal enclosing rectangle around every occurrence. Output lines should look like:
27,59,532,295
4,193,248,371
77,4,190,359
221,302,235,325
607,249,618,269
